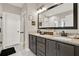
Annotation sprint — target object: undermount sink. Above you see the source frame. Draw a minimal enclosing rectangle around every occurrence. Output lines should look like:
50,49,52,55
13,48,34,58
37,33,75,40
44,35,73,40
54,36,72,40
68,35,79,39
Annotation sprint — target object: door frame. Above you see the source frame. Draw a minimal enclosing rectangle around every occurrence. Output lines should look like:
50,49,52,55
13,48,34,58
20,13,26,49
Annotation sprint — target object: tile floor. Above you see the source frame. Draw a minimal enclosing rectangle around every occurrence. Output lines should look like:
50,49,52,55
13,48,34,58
10,49,35,56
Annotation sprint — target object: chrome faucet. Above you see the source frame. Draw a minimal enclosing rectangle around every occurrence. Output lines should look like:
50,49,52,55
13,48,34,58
61,31,67,36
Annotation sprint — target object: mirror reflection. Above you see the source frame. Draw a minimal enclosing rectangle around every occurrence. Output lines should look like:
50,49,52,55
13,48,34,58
39,3,74,28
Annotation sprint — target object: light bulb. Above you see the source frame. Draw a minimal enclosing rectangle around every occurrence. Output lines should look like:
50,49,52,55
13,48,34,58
36,7,47,14
42,7,47,11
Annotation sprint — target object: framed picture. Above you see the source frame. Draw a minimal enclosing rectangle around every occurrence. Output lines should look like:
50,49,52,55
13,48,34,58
28,15,35,26
32,21,35,26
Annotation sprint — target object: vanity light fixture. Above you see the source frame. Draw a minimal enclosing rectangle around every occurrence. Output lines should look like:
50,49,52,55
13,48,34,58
37,7,47,14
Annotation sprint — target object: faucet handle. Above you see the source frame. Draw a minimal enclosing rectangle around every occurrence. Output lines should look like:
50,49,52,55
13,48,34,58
61,31,67,36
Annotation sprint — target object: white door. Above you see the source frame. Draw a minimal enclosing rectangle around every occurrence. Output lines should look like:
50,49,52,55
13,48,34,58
3,12,20,48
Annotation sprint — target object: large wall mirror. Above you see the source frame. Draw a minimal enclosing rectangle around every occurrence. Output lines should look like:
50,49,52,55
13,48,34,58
38,3,78,29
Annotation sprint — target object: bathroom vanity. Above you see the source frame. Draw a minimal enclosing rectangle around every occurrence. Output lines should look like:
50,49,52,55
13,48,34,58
29,33,79,56
29,3,79,56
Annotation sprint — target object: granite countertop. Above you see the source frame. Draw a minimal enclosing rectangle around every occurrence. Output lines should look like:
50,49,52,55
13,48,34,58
30,33,79,46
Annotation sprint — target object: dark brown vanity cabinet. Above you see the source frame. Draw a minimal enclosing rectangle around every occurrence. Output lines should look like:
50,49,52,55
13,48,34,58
46,40,74,56
37,37,46,56
29,34,79,56
29,35,37,54
46,40,57,56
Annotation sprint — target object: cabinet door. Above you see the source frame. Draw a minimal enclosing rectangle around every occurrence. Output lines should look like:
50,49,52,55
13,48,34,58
57,43,74,56
37,37,46,56
37,37,45,43
32,36,37,54
29,35,37,54
29,35,33,51
74,46,79,56
46,40,56,56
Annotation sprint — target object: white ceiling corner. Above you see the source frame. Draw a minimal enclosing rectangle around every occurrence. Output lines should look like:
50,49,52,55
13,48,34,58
9,3,24,8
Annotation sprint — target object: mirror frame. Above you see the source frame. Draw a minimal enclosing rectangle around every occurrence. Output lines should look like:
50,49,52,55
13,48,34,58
38,3,78,29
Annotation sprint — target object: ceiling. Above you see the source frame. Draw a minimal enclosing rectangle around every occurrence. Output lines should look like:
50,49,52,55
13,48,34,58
9,3,24,8
9,3,54,8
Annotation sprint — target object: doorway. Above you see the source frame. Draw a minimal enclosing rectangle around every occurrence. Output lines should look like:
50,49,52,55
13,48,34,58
2,12,20,49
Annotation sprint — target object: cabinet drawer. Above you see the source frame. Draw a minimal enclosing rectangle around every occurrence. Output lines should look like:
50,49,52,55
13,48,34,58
37,42,45,53
37,49,45,56
37,37,45,43
29,34,37,55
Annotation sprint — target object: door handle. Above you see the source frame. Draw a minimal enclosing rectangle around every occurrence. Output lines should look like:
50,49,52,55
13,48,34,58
0,28,1,32
20,32,24,33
